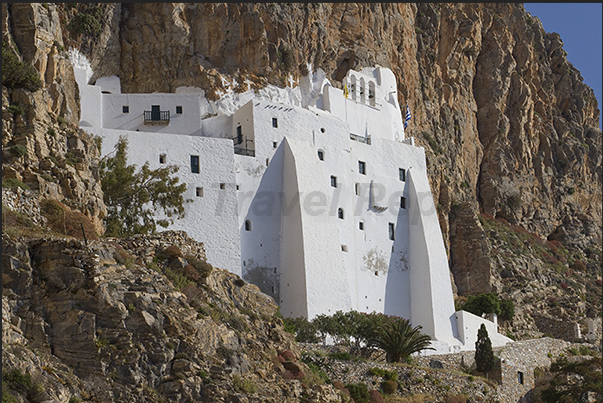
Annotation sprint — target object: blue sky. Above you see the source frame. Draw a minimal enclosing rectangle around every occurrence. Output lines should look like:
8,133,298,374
523,3,602,129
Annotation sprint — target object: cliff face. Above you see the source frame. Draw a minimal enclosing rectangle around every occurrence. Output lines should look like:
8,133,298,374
2,2,601,353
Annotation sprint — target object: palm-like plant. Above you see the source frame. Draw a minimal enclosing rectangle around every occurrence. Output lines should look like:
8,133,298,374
366,316,434,363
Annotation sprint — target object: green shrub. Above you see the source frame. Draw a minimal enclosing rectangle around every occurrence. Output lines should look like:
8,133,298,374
345,382,370,403
381,379,398,394
2,178,29,190
329,352,356,361
7,105,24,116
499,298,515,321
462,293,501,317
10,144,28,158
68,10,102,37
2,41,43,91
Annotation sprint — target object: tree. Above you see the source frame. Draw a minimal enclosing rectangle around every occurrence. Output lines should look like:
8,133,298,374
366,315,434,363
475,324,494,373
462,293,501,317
100,135,189,237
499,298,515,321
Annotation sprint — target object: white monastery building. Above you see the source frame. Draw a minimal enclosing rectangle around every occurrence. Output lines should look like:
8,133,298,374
73,55,512,353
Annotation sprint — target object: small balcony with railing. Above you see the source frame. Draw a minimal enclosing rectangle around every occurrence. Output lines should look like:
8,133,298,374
143,110,170,124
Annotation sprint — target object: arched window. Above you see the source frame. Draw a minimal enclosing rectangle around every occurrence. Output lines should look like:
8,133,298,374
338,208,344,219
245,220,252,231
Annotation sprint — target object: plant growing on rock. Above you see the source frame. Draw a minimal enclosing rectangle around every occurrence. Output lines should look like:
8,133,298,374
100,136,189,237
366,315,434,363
2,40,43,92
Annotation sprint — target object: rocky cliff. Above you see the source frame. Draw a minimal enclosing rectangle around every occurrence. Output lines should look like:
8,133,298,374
2,2,602,394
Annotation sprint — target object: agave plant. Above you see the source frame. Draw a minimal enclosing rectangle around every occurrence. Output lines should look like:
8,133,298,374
366,315,434,363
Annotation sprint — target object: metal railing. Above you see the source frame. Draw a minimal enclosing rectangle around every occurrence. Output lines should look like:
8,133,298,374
234,147,255,157
349,133,371,145
143,110,170,124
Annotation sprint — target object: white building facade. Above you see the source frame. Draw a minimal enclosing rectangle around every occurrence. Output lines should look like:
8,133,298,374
74,63,512,353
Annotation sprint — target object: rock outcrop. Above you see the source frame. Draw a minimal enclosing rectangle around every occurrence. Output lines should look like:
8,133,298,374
2,231,345,402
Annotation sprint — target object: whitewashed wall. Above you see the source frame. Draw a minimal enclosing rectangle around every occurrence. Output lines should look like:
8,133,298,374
455,311,514,349
88,127,241,275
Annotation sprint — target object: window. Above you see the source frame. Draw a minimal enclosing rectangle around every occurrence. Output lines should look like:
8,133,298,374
388,223,395,240
245,219,252,231
272,117,278,128
266,158,270,167
517,371,524,385
191,155,200,173
399,168,406,181
122,105,129,113
195,187,203,197
236,185,240,190
341,245,348,252
219,183,225,190
176,106,182,114
359,221,364,230
330,176,337,188
355,183,360,195
159,153,166,164
338,208,344,219
358,161,366,175
318,150,324,161
236,125,242,145
400,197,407,209
273,141,278,149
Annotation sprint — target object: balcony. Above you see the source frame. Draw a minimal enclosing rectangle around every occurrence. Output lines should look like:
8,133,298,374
234,147,255,157
143,110,170,124
349,133,371,145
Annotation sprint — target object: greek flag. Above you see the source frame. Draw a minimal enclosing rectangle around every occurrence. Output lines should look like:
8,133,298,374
404,105,411,129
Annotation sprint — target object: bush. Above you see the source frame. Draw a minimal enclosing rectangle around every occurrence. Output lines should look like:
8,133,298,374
345,383,370,403
368,389,385,403
10,144,28,158
381,379,398,394
499,298,515,321
68,10,102,37
462,293,501,317
40,199,98,240
2,178,29,190
2,41,43,91
7,104,24,116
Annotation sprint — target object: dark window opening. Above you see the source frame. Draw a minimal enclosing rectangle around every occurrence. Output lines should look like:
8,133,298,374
400,197,407,209
355,183,360,195
220,183,225,190
517,371,524,385
191,155,200,173
338,208,344,219
236,125,243,145
359,222,364,230
196,187,203,197
245,219,252,231
331,176,337,188
176,106,183,114
272,117,278,128
122,105,129,113
399,168,406,181
159,154,166,164
273,141,278,149
318,150,324,161
359,161,366,175
389,223,395,240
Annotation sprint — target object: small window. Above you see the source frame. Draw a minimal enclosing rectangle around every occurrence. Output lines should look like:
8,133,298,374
341,245,348,252
272,117,278,128
122,105,129,113
159,153,166,164
220,183,225,190
399,168,406,181
400,197,407,209
196,187,203,197
320,127,325,133
191,155,200,173
375,271,378,276
355,183,360,196
359,221,364,230
245,219,252,231
236,185,240,190
517,371,524,385
388,223,395,240
176,106,182,114
358,161,366,175
338,208,344,219
273,141,278,149
318,150,324,161
331,176,337,188
266,158,270,167
236,125,242,144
